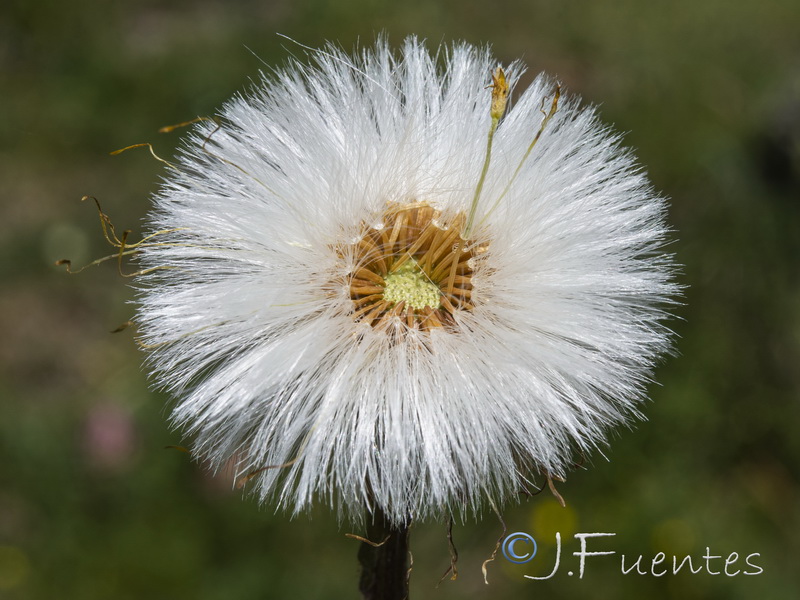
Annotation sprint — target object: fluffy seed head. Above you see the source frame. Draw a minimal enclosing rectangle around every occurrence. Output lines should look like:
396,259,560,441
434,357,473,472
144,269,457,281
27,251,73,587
136,37,678,525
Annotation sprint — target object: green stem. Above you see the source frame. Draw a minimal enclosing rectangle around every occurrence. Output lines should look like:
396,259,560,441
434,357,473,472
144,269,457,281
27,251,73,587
464,115,500,240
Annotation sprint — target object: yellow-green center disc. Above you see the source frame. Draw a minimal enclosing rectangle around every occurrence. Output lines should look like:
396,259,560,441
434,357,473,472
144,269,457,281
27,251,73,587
383,261,441,310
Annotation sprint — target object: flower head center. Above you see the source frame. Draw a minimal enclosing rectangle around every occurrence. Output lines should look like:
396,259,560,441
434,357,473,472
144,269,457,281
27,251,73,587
382,260,441,311
342,203,485,335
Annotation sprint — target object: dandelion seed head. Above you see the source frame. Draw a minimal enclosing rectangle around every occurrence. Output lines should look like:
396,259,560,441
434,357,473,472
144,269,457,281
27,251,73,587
135,37,679,525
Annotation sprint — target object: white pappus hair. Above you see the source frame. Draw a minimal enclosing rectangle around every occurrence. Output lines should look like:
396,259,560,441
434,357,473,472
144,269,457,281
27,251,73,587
135,37,678,526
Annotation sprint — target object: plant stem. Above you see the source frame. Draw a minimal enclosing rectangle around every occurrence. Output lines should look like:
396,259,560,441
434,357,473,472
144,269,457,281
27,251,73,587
358,508,410,600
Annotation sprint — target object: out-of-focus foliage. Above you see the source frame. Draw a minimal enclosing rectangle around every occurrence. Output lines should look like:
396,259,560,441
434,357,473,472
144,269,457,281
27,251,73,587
1,1,798,598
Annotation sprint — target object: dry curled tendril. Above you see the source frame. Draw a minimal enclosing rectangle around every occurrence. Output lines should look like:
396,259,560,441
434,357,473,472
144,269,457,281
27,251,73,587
55,195,183,278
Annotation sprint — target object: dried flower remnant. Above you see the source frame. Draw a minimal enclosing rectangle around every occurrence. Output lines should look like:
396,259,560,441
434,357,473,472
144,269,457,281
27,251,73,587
342,203,483,337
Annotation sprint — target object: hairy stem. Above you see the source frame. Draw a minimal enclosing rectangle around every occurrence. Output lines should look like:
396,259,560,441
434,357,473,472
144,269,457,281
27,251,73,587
358,508,411,600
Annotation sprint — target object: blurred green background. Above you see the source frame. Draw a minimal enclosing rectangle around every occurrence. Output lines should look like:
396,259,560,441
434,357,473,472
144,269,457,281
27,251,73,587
2,0,799,598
